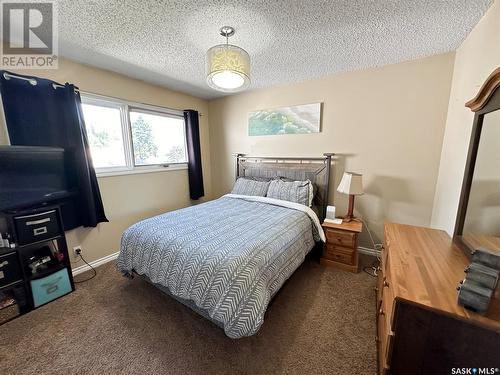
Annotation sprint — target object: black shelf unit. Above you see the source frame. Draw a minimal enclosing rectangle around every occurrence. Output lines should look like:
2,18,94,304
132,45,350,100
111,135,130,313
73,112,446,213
28,263,68,281
0,204,74,324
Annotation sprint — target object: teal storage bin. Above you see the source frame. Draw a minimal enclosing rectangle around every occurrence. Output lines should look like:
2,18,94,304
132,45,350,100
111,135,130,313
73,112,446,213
31,268,72,307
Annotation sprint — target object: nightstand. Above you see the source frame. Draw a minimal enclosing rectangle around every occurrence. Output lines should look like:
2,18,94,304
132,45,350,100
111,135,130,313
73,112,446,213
320,219,362,273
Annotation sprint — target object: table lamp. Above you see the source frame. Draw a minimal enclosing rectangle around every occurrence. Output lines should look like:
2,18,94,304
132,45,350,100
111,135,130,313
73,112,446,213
337,172,363,222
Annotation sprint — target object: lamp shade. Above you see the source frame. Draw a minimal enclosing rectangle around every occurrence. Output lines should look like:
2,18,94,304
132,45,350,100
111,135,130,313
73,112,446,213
206,44,250,92
337,172,363,195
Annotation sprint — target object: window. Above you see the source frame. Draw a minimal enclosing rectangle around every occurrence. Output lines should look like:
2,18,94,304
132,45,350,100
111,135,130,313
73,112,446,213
80,94,188,175
129,109,187,166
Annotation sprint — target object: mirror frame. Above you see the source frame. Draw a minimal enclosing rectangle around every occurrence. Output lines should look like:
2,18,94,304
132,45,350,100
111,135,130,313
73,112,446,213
454,67,500,255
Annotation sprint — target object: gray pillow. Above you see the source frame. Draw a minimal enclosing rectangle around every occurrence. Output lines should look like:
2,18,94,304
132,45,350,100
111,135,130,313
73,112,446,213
267,179,313,206
231,177,270,196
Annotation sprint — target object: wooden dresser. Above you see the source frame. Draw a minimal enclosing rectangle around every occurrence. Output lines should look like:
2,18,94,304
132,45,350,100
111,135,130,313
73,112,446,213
321,220,362,273
377,223,500,375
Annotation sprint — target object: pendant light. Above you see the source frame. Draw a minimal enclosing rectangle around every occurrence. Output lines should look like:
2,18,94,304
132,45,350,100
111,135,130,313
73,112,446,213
206,26,250,92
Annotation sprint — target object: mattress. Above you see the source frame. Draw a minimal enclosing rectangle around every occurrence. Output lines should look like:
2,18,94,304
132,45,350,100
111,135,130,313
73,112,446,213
117,194,324,338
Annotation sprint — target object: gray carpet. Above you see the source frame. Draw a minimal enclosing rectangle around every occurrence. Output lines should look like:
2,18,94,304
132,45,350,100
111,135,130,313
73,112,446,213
0,258,377,375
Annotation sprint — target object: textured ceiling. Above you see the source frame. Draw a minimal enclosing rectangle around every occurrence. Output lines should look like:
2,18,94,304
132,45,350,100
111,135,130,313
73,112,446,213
57,0,492,99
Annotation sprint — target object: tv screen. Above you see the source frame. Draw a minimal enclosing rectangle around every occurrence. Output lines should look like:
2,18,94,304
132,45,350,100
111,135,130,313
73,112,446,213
0,146,73,211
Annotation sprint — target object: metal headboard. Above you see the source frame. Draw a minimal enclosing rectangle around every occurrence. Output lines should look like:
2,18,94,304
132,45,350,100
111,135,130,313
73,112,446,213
234,153,334,221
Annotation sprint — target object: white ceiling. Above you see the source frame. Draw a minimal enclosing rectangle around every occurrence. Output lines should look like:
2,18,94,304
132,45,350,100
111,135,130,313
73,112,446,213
57,0,492,99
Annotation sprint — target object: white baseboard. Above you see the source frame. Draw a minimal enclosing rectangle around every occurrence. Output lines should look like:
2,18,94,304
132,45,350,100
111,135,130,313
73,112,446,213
358,246,382,257
71,247,379,276
72,251,119,276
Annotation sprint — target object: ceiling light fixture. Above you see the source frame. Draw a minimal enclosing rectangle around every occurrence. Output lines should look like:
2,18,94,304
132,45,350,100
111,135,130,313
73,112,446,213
206,26,250,93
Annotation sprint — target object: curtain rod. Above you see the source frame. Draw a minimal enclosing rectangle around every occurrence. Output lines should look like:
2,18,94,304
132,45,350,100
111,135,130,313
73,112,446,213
1,72,203,116
2,72,80,92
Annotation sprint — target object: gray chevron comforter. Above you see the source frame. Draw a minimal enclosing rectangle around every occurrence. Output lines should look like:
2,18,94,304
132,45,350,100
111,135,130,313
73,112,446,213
117,194,324,338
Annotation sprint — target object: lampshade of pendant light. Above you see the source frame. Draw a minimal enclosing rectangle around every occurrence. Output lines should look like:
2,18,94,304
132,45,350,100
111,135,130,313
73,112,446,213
206,26,250,92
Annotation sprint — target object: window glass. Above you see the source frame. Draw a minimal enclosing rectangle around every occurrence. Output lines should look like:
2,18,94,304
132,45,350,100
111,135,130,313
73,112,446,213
81,103,126,169
129,110,187,166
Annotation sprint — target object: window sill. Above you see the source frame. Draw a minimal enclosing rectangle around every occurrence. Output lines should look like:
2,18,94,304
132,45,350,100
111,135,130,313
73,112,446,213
96,164,188,178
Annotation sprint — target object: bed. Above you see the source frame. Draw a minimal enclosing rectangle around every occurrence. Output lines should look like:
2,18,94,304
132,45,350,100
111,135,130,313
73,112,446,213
117,154,334,338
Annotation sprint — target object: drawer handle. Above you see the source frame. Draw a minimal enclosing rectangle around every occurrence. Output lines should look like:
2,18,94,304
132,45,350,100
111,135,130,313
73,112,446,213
33,227,48,236
16,210,56,219
383,278,389,288
26,218,51,226
379,308,385,316
0,260,8,269
41,277,62,294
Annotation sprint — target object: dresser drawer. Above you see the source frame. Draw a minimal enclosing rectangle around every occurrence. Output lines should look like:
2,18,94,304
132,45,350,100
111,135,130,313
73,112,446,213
324,243,355,255
378,303,395,373
329,252,353,265
323,245,354,265
14,210,61,246
31,268,72,307
376,271,384,305
377,310,390,374
381,284,395,330
381,243,388,271
325,228,356,248
0,251,22,288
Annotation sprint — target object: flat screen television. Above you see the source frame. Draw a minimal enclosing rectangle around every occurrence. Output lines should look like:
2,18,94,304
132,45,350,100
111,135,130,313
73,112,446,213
0,146,76,211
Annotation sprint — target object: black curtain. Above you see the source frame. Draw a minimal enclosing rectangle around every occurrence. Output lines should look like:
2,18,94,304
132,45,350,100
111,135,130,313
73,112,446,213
0,70,108,229
183,110,204,200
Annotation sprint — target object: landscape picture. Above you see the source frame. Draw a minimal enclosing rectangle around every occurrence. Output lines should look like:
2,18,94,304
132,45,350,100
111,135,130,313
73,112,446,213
248,103,322,136
248,103,321,135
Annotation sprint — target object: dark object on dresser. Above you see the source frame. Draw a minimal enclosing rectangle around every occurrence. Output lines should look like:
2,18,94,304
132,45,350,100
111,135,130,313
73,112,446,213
457,278,494,313
465,260,500,290
458,249,500,313
377,223,500,375
472,247,500,270
0,205,74,324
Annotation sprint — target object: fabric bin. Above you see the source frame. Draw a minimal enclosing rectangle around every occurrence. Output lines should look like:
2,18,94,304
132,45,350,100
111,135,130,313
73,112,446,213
14,209,60,246
31,268,72,307
0,251,22,288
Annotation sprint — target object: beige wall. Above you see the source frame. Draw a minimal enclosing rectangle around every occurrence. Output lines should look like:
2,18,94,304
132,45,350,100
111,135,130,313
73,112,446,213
431,1,500,235
208,53,455,246
3,20,490,257
0,58,213,266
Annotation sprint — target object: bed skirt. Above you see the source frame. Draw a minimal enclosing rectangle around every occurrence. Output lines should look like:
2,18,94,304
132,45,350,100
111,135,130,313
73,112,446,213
135,271,225,329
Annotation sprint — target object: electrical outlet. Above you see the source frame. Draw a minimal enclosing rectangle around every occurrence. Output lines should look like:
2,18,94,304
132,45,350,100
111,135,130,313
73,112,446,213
73,246,82,257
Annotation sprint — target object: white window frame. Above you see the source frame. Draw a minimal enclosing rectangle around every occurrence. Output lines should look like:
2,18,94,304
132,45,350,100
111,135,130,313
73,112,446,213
81,93,188,177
